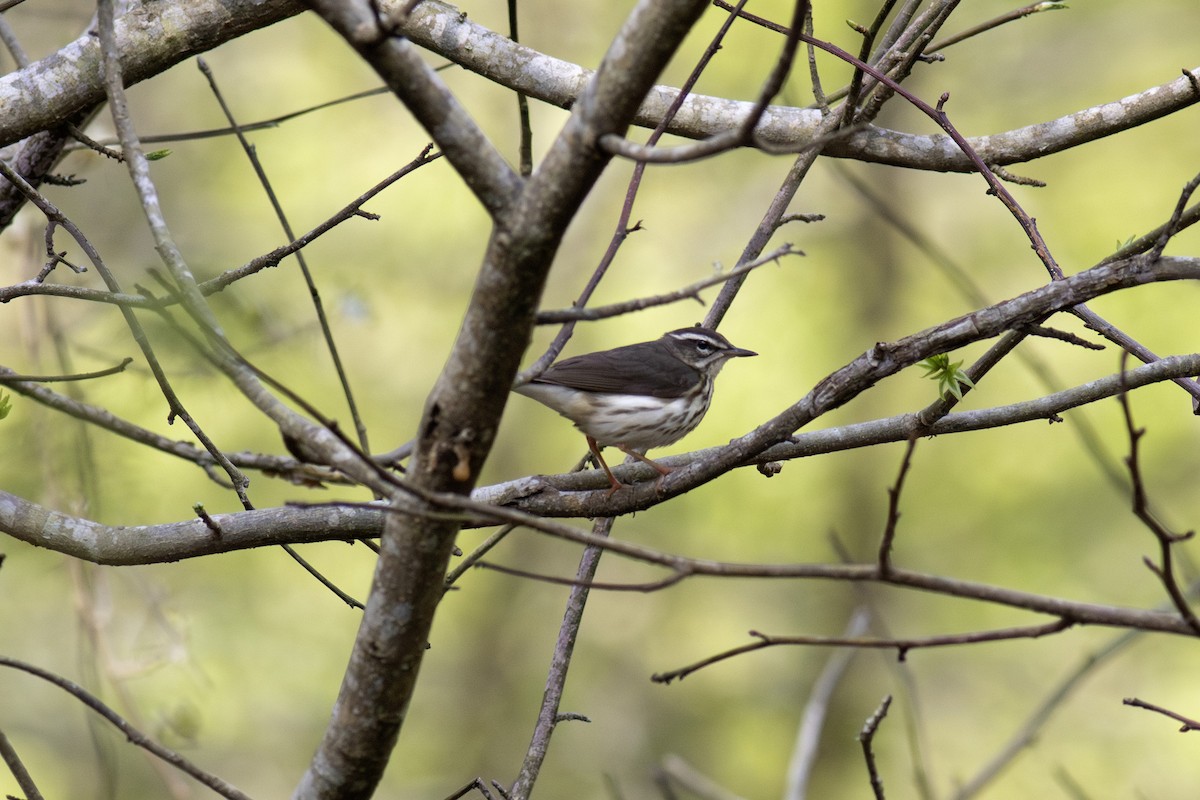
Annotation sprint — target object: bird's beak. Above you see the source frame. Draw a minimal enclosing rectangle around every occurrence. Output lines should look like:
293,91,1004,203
728,347,757,358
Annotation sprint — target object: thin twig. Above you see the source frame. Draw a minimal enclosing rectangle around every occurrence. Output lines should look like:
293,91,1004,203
1117,353,1200,635
926,2,1066,52
67,86,415,150
64,122,125,161
653,619,1073,683
508,517,614,800
842,0,897,125
784,608,871,800
0,729,45,800
0,357,132,384
532,245,798,325
475,559,691,593
0,657,252,800
0,364,344,487
878,437,917,574
444,524,518,588
859,695,893,800
600,0,812,163
1149,170,1200,262
3,155,442,305
443,777,498,800
280,543,365,609
197,57,374,457
506,0,533,177
1123,697,1200,732
517,0,754,384
1021,324,1105,350
0,14,28,67
205,150,440,293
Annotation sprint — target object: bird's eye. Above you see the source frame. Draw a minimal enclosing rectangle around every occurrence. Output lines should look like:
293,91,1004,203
695,341,713,354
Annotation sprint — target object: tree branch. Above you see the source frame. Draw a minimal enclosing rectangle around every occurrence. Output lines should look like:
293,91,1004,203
292,1,710,797
0,0,304,148
303,0,521,217
655,620,1074,683
5,336,1200,565
509,517,613,799
0,656,252,800
517,256,1200,515
3,0,1196,179
1123,697,1200,732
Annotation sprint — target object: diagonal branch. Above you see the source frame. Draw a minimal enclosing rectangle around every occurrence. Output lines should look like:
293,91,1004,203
304,0,521,216
0,656,251,800
291,1,710,798
5,292,1200,565
536,255,1200,515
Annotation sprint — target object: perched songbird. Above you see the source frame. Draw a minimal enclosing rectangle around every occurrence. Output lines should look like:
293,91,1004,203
514,326,756,494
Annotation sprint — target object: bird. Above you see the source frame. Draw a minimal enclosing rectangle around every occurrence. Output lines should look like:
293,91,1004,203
514,326,756,494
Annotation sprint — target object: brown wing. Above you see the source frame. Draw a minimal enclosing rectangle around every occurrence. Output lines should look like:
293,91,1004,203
535,341,700,398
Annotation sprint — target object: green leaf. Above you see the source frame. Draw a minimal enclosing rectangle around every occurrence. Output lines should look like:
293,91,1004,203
0,389,11,420
918,355,974,401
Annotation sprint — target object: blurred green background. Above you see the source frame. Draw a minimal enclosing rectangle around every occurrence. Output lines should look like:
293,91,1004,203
2,1,1200,798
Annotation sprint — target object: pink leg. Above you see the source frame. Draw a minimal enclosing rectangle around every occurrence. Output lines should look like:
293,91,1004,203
586,436,624,496
617,446,671,476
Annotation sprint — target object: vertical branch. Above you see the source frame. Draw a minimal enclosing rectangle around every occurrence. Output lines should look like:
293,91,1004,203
1117,356,1200,635
784,608,870,800
293,2,710,798
509,517,614,799
878,437,917,574
859,695,893,800
96,0,224,334
92,0,254,506
506,0,533,177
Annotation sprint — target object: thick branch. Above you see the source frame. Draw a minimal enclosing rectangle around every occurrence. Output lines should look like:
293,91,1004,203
2,0,1195,177
513,256,1200,517
291,1,709,798
396,3,1200,170
0,490,384,565
5,284,1200,565
0,0,304,148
